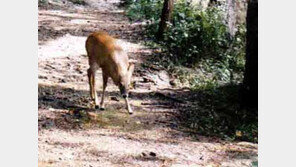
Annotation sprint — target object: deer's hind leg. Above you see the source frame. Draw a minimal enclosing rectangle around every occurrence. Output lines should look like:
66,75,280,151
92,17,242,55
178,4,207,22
87,67,99,109
99,70,109,110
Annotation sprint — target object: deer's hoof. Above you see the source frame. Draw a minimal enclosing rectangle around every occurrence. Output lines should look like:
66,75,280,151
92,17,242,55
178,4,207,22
99,107,105,111
95,105,100,109
128,110,133,115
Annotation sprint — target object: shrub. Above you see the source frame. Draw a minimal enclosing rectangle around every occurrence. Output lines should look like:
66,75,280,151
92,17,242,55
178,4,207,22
126,0,163,21
140,0,246,85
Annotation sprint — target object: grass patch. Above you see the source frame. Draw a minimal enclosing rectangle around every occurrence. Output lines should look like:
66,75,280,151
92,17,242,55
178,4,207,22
74,109,149,132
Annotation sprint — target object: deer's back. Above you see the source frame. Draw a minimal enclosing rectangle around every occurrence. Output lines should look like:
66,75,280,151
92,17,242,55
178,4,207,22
86,31,129,84
86,31,119,67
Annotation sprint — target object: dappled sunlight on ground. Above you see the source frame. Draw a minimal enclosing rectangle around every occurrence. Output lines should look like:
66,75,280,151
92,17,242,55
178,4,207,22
39,34,87,58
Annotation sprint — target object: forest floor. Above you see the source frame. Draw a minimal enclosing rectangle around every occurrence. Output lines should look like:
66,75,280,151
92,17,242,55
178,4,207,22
38,0,257,166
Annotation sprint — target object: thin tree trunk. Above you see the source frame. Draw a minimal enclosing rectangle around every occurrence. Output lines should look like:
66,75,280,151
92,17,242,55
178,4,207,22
227,0,236,37
157,0,174,40
242,0,258,111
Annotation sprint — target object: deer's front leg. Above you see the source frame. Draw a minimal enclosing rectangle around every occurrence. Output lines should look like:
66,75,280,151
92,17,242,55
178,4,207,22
87,68,99,109
124,96,133,114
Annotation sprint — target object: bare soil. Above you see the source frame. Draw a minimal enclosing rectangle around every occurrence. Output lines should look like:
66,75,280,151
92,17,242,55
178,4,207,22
38,0,257,166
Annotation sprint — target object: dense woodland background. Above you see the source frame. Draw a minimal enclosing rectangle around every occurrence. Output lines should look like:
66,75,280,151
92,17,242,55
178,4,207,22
123,0,258,141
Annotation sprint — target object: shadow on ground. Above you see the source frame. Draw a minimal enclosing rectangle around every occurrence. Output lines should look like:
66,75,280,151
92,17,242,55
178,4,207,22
38,82,257,143
166,84,258,142
38,83,179,133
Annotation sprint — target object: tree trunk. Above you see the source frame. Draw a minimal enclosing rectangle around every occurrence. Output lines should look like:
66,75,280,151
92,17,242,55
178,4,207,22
242,0,258,111
227,0,236,37
157,0,174,40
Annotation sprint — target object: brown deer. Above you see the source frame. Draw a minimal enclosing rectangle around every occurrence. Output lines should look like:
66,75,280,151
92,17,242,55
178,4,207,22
85,31,135,114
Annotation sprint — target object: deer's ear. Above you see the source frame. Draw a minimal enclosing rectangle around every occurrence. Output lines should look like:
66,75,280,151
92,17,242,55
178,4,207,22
128,59,137,65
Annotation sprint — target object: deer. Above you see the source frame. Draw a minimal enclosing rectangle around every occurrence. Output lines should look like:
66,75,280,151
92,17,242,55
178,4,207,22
85,31,135,114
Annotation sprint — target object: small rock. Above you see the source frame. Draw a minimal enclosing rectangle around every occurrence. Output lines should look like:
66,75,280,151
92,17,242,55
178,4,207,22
110,96,119,101
143,76,154,83
149,152,156,157
39,75,48,79
170,79,180,87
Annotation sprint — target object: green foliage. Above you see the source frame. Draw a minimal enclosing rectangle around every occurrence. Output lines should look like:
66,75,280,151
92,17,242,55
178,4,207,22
38,0,48,5
163,2,246,73
126,0,163,21
69,0,86,5
252,161,258,167
128,0,246,85
166,3,228,64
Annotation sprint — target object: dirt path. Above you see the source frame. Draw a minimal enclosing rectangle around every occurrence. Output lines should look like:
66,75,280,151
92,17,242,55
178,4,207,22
38,0,257,166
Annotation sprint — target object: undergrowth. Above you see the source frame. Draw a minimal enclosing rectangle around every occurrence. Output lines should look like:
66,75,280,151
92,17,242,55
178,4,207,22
125,0,257,142
127,0,246,87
